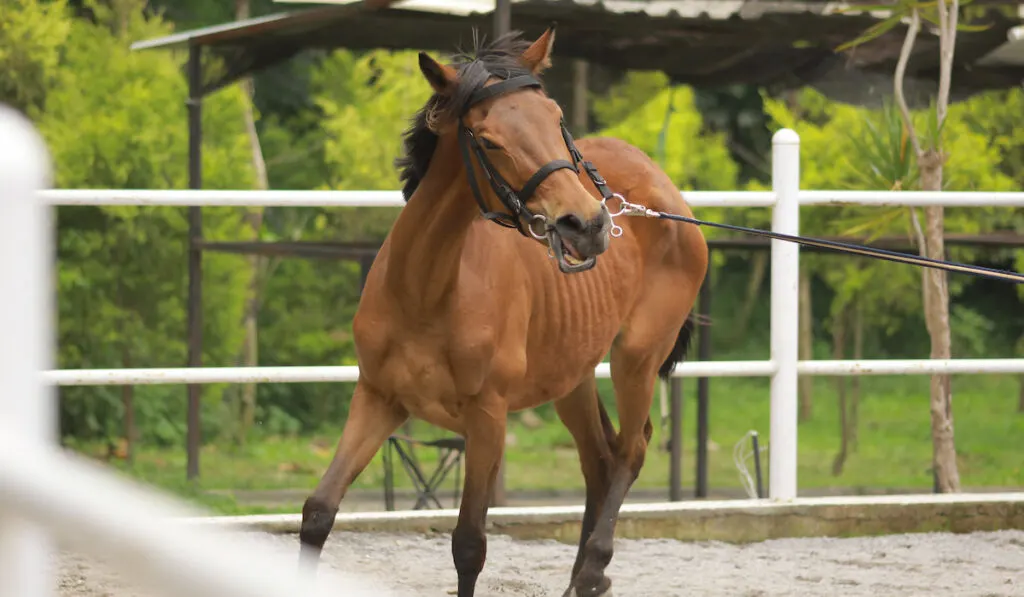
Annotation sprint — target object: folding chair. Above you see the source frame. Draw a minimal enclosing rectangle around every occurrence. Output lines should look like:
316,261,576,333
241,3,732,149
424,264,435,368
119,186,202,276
381,433,465,511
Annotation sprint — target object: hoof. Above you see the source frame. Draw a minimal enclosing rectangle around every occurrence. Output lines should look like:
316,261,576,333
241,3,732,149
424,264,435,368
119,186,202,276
564,588,613,597
562,578,613,597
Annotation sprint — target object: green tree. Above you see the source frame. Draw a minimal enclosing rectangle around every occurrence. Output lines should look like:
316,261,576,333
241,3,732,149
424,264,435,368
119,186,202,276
0,0,71,113
591,71,746,259
592,72,739,194
314,48,431,239
835,0,1021,491
759,84,1018,475
20,0,256,448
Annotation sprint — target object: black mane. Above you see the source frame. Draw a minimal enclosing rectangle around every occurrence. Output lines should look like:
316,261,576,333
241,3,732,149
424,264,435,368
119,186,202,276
394,30,540,201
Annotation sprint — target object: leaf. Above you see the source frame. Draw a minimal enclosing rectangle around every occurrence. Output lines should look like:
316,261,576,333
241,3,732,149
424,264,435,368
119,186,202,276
835,13,906,53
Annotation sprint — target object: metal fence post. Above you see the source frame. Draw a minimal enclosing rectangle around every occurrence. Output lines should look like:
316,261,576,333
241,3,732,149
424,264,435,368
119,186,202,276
0,105,56,597
769,128,800,500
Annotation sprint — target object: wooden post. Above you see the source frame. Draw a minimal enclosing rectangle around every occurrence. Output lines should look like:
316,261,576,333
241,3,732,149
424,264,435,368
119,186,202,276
571,60,589,136
798,269,813,421
668,378,683,501
493,0,510,38
186,44,203,481
695,266,712,498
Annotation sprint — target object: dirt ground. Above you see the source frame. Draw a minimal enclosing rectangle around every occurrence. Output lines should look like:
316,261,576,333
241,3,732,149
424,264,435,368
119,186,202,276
57,529,1024,597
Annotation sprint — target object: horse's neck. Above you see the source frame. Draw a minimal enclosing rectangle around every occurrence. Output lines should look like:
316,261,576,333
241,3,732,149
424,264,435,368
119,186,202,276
384,139,478,313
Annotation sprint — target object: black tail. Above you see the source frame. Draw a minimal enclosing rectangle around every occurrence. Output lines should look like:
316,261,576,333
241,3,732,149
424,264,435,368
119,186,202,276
657,314,699,380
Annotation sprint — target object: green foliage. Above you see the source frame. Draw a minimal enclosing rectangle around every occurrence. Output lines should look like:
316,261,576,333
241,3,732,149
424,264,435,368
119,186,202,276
693,85,774,185
590,71,747,270
254,256,363,433
6,0,1022,484
11,0,255,444
760,86,1020,357
0,0,71,113
592,72,739,192
314,49,427,240
834,0,990,53
591,71,670,129
84,373,1024,514
956,87,1024,300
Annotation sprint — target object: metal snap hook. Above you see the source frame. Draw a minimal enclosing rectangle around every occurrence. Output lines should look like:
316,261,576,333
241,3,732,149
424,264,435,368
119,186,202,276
603,193,629,218
603,193,626,238
528,213,549,241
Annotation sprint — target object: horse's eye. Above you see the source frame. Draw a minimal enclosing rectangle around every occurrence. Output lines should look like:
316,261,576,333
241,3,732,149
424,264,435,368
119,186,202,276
480,137,502,151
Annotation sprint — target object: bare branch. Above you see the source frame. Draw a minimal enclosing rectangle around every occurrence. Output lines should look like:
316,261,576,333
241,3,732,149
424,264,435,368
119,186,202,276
894,7,924,158
909,206,928,258
936,0,959,130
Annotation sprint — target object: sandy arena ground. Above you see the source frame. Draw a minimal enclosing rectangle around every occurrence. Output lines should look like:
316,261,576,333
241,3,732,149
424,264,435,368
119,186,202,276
57,529,1024,597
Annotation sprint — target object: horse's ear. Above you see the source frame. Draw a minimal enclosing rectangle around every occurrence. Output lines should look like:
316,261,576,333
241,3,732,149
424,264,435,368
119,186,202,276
418,52,458,94
520,25,556,75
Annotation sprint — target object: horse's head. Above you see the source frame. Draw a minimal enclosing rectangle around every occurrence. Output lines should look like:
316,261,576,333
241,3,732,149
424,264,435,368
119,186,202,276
417,27,612,274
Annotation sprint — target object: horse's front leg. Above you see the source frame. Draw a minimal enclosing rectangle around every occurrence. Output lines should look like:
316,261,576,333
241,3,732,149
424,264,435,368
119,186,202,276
299,381,407,570
451,391,507,597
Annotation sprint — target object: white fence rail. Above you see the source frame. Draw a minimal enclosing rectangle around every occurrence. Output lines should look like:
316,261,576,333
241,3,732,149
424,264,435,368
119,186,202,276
0,106,373,597
37,130,1024,502
41,358,1024,387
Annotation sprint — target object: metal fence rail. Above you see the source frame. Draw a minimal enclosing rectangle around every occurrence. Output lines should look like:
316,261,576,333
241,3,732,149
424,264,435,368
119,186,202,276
39,188,781,208
43,358,1024,386
37,129,1024,502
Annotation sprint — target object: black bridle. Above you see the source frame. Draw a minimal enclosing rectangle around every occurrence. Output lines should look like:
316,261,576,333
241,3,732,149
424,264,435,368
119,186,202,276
451,73,1024,285
456,74,614,239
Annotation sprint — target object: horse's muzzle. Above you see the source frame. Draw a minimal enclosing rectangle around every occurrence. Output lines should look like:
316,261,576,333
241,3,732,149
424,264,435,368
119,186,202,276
549,206,612,273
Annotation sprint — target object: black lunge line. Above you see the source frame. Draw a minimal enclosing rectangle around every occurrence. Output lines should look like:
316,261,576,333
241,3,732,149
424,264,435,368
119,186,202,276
611,198,1024,285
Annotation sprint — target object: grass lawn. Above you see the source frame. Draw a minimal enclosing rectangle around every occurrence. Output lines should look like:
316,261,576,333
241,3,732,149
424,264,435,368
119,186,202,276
69,374,1024,515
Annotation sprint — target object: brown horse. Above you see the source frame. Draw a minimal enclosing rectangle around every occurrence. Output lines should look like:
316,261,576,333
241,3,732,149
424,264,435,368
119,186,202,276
298,27,708,597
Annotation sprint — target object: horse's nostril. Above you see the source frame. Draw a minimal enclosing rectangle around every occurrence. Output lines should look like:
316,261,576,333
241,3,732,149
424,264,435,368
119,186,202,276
556,213,585,233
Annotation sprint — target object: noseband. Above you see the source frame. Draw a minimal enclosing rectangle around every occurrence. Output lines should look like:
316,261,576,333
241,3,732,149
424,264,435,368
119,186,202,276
456,75,614,238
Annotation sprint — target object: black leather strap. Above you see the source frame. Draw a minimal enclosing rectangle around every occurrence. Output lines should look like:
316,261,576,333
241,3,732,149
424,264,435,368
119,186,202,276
463,75,542,113
519,160,578,202
456,73,614,237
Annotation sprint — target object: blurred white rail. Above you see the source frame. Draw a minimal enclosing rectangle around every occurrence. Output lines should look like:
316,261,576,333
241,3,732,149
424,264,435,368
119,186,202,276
0,105,377,597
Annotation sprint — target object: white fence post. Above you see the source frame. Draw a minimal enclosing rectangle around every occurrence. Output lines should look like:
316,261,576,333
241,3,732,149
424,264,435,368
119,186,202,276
0,106,56,596
769,128,800,500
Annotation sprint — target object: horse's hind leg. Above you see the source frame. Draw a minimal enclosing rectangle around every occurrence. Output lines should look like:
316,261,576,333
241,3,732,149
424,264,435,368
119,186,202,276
299,380,407,567
554,376,616,595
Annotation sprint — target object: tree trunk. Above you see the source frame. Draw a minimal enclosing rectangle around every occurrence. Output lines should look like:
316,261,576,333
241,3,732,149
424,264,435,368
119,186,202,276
122,351,136,466
570,59,589,136
832,306,849,476
918,151,960,493
235,0,269,446
116,240,135,465
798,269,813,422
850,299,863,452
734,252,768,340
238,206,264,445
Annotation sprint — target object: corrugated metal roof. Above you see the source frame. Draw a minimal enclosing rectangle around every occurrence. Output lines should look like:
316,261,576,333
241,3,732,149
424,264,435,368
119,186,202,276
126,0,929,51
978,23,1024,66
130,0,1024,104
